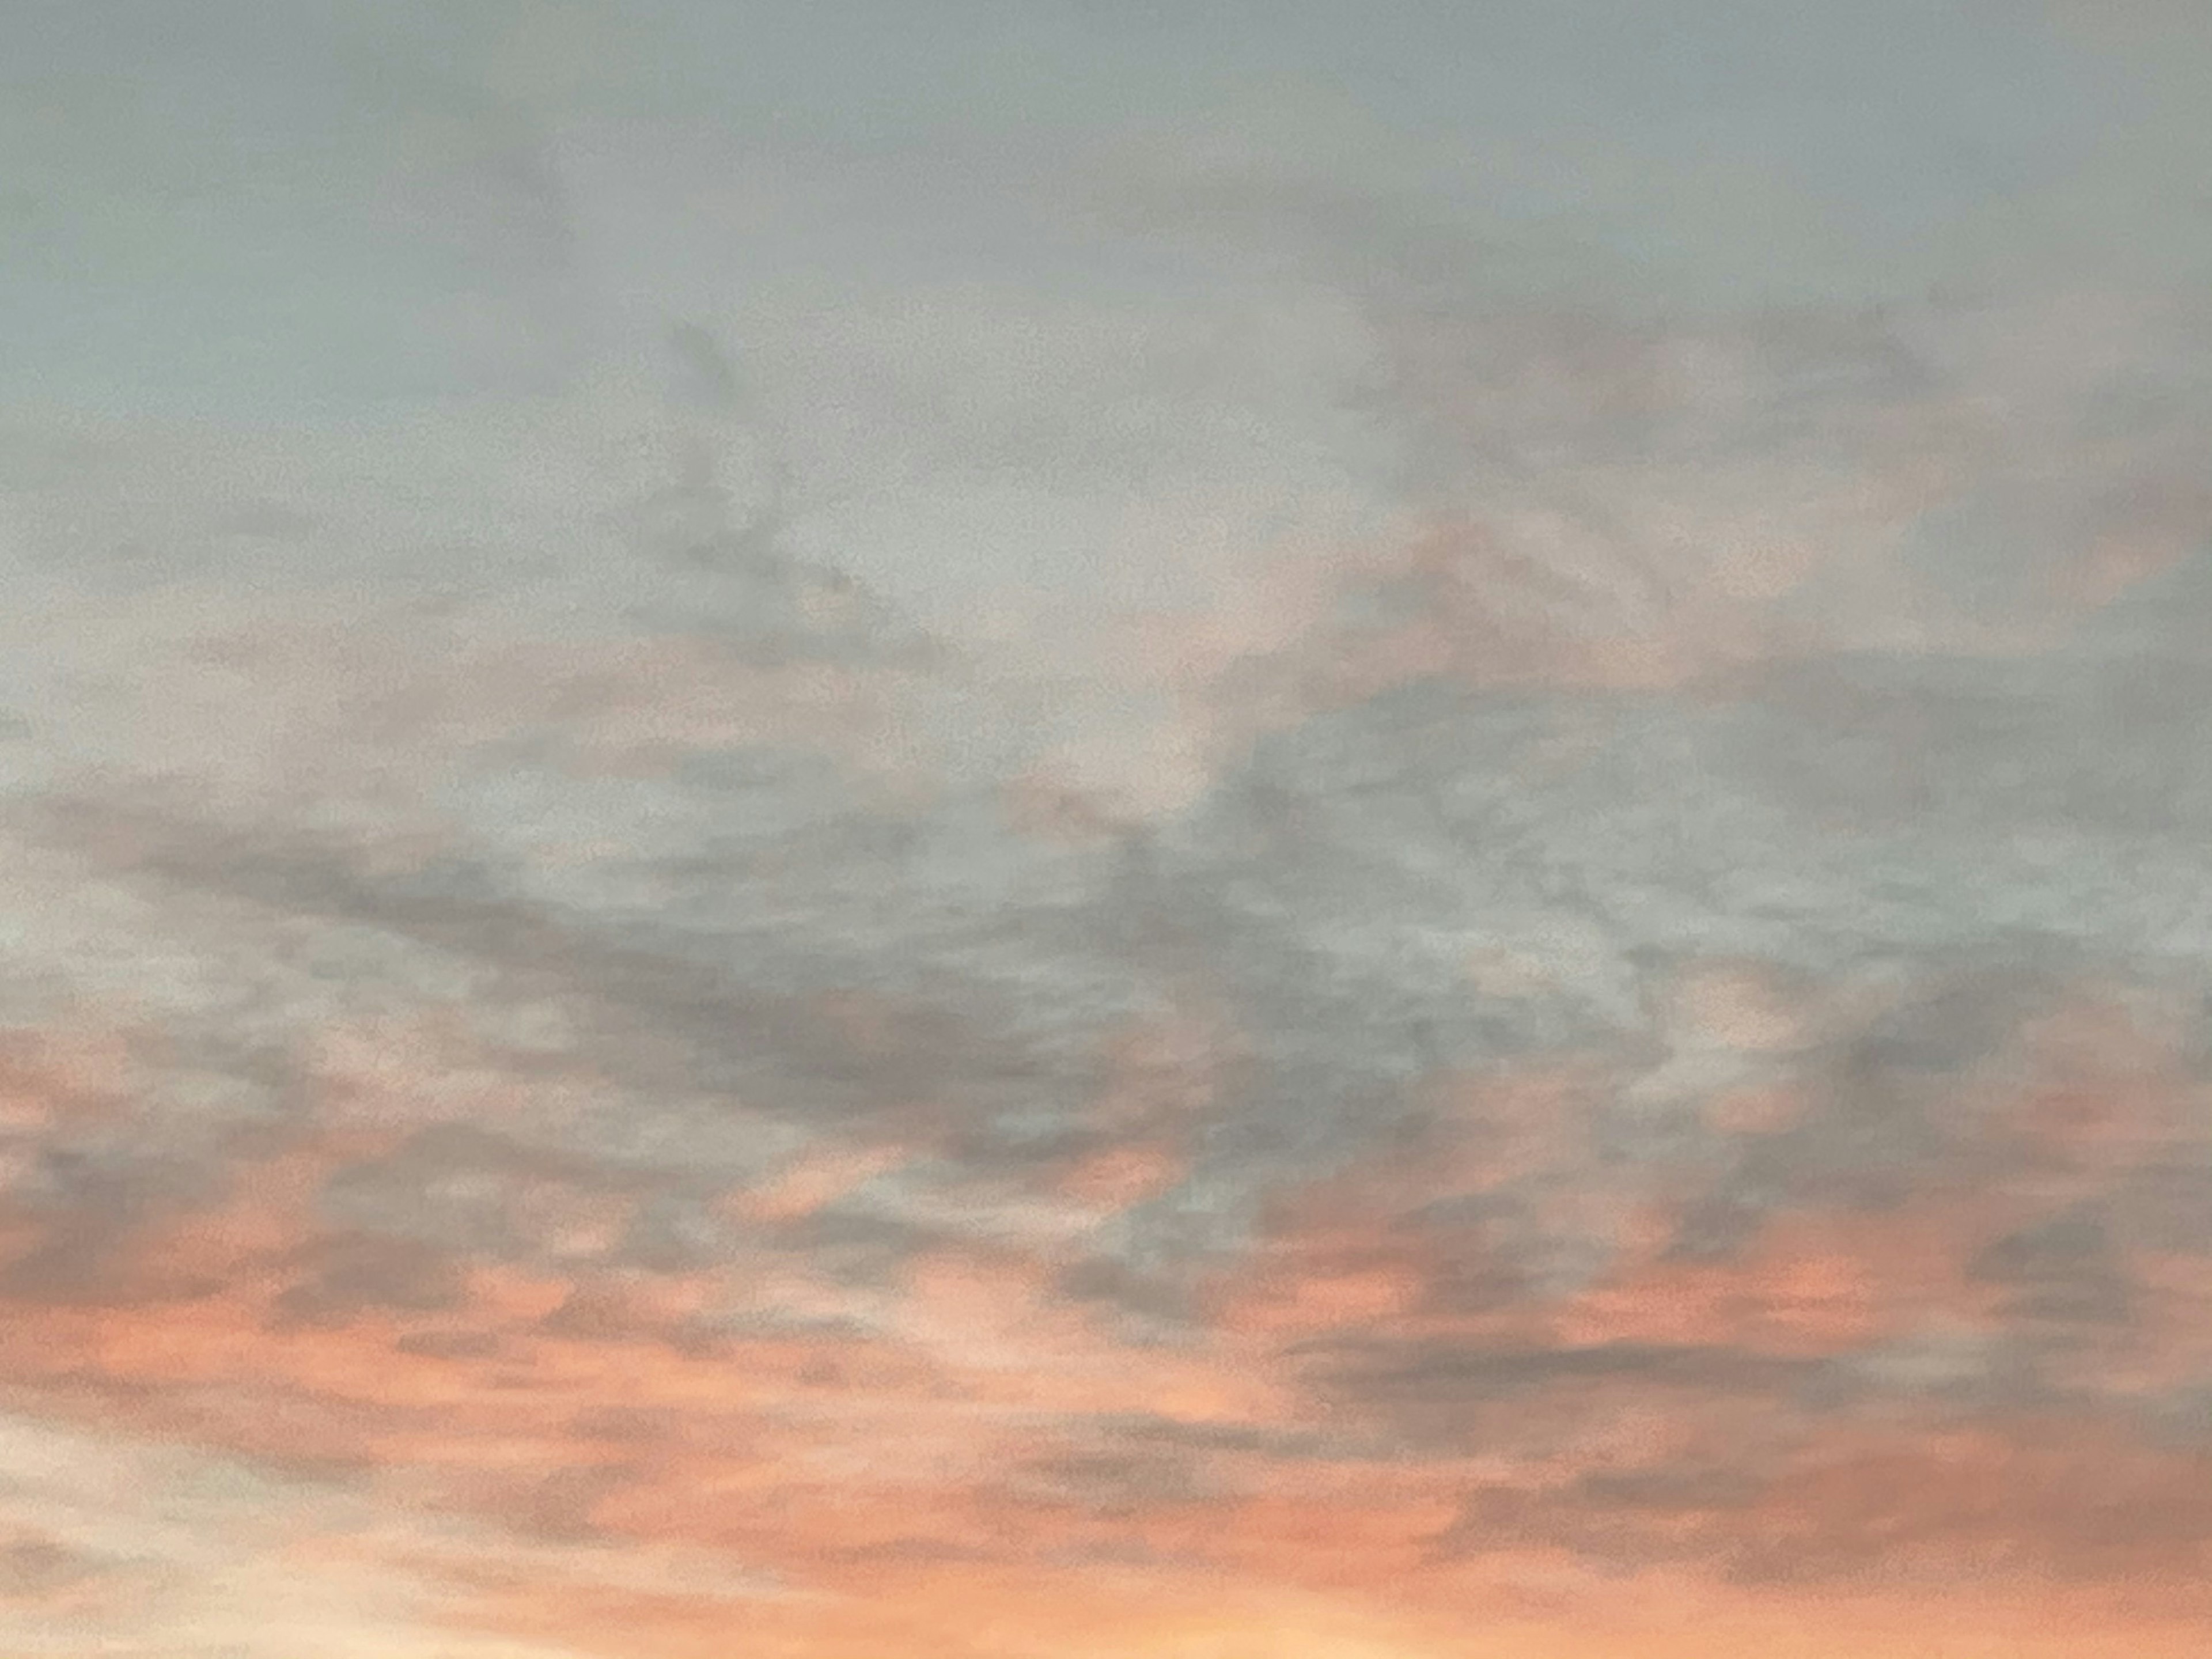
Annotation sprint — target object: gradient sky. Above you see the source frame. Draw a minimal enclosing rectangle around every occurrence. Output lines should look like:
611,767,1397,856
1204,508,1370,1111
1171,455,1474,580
5,4,2212,1655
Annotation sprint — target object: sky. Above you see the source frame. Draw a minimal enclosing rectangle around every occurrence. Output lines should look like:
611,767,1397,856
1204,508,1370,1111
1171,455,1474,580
3,3,2212,1655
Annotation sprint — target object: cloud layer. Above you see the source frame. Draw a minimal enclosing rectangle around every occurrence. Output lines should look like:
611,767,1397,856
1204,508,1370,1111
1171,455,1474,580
5,5,2212,1654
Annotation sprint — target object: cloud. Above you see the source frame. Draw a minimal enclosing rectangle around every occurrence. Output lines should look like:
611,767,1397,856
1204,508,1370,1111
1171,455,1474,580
6,9,2212,1652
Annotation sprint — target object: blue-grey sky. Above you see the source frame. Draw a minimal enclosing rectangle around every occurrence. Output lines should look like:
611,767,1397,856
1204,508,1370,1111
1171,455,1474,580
2,0,2187,414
